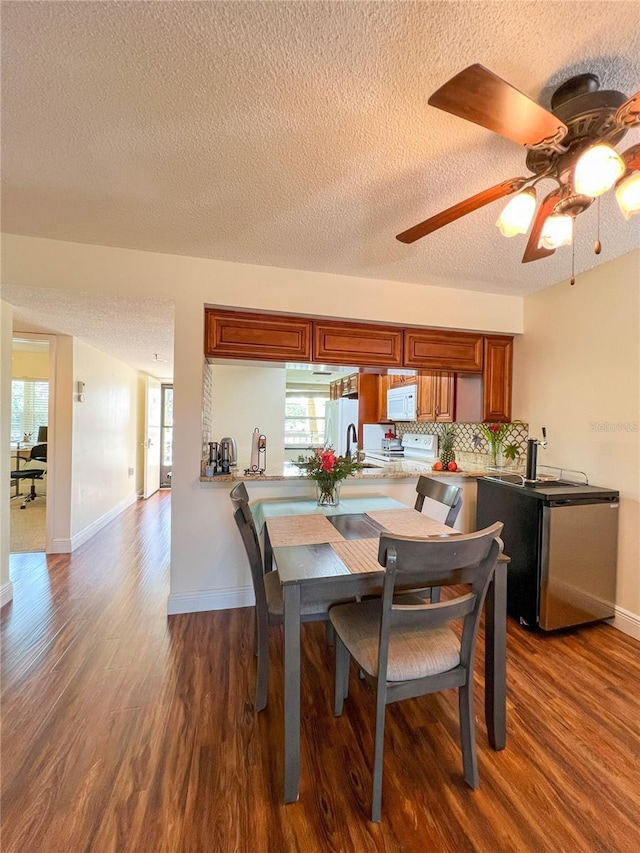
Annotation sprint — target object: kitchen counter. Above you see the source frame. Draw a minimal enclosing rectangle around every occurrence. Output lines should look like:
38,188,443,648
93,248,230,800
200,460,491,483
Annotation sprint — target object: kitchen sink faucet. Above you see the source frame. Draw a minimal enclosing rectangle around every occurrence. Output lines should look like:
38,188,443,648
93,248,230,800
345,423,358,458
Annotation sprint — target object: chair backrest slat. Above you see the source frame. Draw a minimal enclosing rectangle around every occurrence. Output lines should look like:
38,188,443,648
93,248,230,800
414,476,462,527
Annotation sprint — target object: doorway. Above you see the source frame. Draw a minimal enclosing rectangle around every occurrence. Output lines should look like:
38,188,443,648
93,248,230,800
160,384,173,488
9,338,49,553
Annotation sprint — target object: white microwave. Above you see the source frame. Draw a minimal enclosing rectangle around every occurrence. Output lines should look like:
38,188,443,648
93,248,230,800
387,384,417,421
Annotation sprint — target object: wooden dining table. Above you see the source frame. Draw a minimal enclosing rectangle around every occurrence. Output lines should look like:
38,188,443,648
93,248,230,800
262,503,508,804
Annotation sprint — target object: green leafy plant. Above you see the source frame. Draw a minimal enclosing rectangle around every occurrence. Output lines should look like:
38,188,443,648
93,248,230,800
503,443,520,462
298,448,362,500
478,421,525,464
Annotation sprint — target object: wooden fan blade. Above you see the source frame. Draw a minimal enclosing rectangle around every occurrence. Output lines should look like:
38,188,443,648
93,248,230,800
615,91,640,129
522,189,563,264
428,64,568,147
396,177,527,244
621,142,640,171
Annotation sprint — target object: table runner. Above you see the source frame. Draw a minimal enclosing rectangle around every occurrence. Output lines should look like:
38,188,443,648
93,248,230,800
266,514,345,548
365,508,452,538
330,538,382,574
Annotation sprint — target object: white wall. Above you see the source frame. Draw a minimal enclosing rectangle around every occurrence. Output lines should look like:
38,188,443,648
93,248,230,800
70,339,140,539
211,365,286,470
1,301,14,607
513,250,640,638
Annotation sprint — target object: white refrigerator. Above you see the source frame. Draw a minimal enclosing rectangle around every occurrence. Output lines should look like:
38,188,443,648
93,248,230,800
324,399,358,456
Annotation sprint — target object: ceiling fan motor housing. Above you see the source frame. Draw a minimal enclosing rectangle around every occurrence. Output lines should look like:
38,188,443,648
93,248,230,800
526,75,629,182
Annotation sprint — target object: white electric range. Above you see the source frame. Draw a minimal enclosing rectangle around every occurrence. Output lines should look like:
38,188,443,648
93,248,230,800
364,432,438,468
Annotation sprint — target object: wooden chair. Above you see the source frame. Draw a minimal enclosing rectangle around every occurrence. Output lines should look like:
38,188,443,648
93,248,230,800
329,522,503,822
231,489,336,712
414,475,463,527
229,480,250,509
412,476,464,604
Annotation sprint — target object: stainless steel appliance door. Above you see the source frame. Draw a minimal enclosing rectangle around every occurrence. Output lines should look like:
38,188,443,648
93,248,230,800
540,500,618,630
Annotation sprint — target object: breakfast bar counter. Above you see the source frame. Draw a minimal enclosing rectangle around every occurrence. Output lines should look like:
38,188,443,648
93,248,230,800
200,460,491,484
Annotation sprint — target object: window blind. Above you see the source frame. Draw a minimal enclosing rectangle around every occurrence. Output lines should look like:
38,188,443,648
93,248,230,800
11,380,49,442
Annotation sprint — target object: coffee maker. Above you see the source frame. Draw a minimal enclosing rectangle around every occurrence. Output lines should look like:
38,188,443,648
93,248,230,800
219,436,237,470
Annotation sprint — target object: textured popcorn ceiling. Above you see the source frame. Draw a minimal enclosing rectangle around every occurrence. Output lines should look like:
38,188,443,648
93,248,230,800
1,1,639,374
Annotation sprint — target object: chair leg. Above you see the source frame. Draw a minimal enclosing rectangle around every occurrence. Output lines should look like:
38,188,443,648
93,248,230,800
325,621,335,647
334,635,350,716
458,684,479,789
253,610,258,656
254,611,270,712
430,586,441,604
371,687,387,822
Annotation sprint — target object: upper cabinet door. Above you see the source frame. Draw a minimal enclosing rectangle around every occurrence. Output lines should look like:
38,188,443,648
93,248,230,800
483,336,513,422
416,371,455,422
205,309,312,361
404,330,483,372
313,321,403,367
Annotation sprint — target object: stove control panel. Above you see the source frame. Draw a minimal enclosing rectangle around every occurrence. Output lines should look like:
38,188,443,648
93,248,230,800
401,433,437,453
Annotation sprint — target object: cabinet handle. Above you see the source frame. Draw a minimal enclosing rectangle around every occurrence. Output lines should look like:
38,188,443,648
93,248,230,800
435,405,440,416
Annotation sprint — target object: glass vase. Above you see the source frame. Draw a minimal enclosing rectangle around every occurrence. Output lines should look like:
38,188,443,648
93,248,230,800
489,445,504,469
316,481,340,507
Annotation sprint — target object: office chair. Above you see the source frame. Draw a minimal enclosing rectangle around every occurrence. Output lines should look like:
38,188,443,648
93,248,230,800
11,443,47,509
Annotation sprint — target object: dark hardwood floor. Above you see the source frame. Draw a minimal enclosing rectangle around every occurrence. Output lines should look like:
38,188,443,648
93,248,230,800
2,491,639,852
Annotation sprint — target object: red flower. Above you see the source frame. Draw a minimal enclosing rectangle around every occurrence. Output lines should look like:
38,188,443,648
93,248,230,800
320,450,336,473
490,424,500,433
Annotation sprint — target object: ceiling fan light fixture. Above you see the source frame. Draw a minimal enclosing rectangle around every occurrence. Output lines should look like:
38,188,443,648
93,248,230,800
615,171,640,219
496,188,537,237
574,144,625,197
539,214,573,250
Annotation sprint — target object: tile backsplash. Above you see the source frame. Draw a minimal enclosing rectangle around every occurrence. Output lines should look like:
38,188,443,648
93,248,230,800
394,420,529,464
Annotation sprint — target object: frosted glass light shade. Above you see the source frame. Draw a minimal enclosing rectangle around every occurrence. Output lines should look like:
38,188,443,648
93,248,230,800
615,172,640,219
574,144,625,197
496,189,537,236
539,214,573,249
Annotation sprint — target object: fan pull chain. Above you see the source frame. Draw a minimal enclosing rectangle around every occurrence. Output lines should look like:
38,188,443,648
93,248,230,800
595,196,602,255
570,218,576,286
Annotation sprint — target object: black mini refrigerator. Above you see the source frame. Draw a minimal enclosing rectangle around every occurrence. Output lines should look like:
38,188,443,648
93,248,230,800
476,476,619,630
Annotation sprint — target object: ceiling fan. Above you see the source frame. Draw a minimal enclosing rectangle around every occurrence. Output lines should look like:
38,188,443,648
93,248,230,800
396,65,640,268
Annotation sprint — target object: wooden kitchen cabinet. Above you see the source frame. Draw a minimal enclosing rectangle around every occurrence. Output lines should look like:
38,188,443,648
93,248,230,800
416,371,455,422
404,329,483,372
343,373,359,396
387,373,417,389
313,321,403,367
205,309,312,362
482,335,513,422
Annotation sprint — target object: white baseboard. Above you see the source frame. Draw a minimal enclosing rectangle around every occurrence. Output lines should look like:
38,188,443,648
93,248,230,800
1,581,14,608
48,493,139,554
607,606,640,641
167,585,254,615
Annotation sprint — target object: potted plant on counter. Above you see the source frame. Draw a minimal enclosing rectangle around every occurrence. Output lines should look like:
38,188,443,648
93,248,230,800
299,448,362,507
